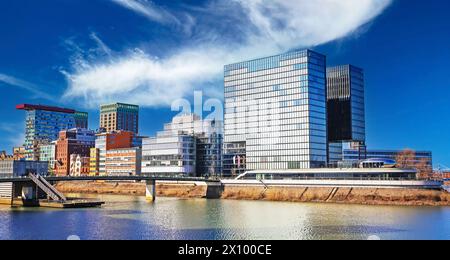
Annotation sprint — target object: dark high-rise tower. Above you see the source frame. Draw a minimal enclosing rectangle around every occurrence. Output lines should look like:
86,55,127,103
327,65,366,165
327,65,366,143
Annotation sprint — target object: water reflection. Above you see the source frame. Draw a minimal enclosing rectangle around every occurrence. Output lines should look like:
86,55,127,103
0,195,449,240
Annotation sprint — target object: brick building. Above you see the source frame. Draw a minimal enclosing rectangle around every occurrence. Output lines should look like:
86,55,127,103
55,129,95,176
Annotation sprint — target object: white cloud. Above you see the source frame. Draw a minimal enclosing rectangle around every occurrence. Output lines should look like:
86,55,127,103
0,73,54,100
110,0,196,33
64,0,392,108
90,32,113,57
110,0,174,23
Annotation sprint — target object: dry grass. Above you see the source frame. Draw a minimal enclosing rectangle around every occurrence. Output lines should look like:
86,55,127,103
157,184,206,198
221,186,450,206
56,182,450,206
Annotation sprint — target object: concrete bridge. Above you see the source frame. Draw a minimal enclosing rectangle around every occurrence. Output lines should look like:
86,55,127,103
0,174,222,207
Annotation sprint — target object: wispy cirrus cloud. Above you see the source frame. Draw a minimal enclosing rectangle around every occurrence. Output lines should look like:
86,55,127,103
63,0,392,108
0,73,54,100
110,0,174,23
110,0,196,34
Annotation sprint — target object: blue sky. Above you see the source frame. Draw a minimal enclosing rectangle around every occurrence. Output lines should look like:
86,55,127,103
0,0,449,167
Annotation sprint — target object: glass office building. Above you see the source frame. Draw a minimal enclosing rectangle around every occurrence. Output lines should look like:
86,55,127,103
16,104,78,161
343,149,433,168
224,49,328,173
326,65,366,166
141,114,222,177
327,65,366,142
39,143,56,175
74,111,89,129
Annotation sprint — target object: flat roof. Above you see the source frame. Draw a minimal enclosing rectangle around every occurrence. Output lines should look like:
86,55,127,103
246,168,417,174
224,49,324,70
100,103,139,108
16,104,76,114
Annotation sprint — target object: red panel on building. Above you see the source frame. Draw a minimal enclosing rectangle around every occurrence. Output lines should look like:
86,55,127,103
16,104,76,114
105,131,134,150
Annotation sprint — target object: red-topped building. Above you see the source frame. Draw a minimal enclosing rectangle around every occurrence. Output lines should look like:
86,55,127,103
16,104,89,161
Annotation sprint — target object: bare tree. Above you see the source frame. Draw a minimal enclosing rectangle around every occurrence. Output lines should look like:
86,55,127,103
416,158,433,180
396,149,433,180
395,149,416,169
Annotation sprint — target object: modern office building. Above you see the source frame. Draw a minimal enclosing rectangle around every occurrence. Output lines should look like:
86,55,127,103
196,132,223,177
169,114,223,176
39,143,56,175
326,65,366,142
328,142,344,166
142,133,196,176
142,114,222,177
343,149,433,168
223,143,247,177
0,160,48,177
105,147,142,176
100,103,139,134
54,128,95,176
224,49,328,175
326,65,366,166
94,131,144,176
74,111,89,129
16,104,88,161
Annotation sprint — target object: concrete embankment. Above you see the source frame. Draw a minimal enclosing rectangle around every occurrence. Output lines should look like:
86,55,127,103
54,181,450,206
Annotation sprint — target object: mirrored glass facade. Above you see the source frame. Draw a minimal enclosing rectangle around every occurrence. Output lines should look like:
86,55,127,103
224,49,328,172
21,109,76,161
327,65,366,142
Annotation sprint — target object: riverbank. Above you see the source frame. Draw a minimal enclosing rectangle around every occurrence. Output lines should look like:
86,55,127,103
54,181,450,206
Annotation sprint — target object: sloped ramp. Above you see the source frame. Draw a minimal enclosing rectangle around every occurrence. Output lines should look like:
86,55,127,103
29,174,67,202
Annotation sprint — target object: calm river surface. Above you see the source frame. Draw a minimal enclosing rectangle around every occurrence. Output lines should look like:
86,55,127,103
0,194,449,240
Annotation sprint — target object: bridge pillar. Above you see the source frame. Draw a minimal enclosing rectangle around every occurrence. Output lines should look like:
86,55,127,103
21,185,37,201
10,182,15,206
205,182,223,199
145,180,156,202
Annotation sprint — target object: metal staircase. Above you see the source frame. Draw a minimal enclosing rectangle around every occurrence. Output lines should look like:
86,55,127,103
29,174,67,202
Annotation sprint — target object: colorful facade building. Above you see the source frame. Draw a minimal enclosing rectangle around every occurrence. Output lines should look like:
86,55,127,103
93,131,144,176
0,151,13,161
100,103,139,134
55,128,95,176
89,148,100,176
105,148,142,176
13,147,26,161
69,154,90,176
38,143,56,175
16,104,88,161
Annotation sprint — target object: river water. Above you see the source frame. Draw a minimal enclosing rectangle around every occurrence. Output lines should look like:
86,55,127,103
0,194,449,240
